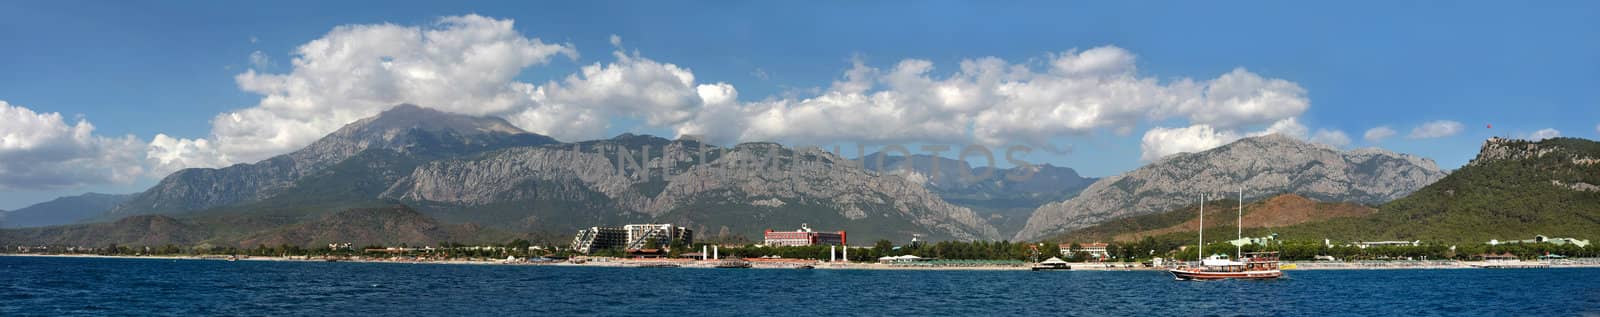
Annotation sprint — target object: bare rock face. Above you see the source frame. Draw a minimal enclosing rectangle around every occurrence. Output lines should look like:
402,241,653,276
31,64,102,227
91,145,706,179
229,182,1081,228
1014,134,1447,241
109,104,556,216
381,139,1001,241
100,104,1000,241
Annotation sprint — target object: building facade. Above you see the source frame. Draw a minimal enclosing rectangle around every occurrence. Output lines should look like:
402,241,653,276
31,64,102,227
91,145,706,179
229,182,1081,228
764,224,846,247
571,224,693,254
1061,242,1109,260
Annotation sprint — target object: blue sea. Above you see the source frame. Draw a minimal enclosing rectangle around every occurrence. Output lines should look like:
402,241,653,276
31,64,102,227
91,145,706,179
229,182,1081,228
1,256,1597,316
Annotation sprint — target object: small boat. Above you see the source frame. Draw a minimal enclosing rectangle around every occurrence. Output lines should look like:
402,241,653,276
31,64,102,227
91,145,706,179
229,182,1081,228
715,259,752,269
636,263,680,268
796,265,814,269
1031,257,1072,271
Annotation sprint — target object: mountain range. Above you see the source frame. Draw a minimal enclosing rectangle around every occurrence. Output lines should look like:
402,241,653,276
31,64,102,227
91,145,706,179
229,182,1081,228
0,193,130,229
1053,136,1600,245
1015,134,1448,241
5,104,999,246
11,104,1571,249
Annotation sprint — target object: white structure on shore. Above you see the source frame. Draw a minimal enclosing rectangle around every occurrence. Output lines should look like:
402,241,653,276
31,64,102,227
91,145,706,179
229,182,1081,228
1489,235,1590,248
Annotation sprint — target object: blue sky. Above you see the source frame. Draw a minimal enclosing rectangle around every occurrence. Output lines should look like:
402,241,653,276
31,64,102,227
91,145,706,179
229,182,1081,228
1,1,1597,209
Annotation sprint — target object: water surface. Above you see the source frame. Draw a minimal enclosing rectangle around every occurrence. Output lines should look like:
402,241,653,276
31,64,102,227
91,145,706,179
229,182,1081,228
2,256,1596,316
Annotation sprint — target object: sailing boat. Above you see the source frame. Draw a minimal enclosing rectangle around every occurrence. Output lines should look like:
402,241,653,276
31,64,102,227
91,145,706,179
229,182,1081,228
1168,188,1283,281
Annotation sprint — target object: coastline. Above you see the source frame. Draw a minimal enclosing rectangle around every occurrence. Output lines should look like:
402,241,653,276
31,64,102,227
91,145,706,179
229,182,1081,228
7,253,1600,271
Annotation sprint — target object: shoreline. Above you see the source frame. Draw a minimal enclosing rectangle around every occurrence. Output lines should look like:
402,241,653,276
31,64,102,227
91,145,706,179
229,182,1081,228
7,253,1600,271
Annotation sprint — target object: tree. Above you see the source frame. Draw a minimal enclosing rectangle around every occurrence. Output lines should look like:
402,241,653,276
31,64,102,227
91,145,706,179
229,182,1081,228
874,240,895,256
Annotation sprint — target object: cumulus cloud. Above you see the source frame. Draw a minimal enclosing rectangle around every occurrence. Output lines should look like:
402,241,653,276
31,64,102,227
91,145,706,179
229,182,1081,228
1408,120,1464,139
513,49,710,140
141,16,1333,177
679,46,1310,149
1139,124,1237,161
1528,128,1560,140
0,100,146,190
1137,117,1351,160
163,15,579,165
1363,126,1397,143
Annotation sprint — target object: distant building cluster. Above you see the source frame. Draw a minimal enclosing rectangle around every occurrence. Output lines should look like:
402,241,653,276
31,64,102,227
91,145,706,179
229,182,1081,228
763,223,846,247
571,224,693,254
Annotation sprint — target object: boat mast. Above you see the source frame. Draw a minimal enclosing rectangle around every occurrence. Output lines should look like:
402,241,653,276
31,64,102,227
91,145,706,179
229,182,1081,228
1198,193,1204,261
1237,187,1243,260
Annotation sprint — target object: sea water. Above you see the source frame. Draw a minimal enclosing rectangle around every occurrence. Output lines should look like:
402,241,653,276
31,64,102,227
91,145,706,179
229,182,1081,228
1,256,1596,316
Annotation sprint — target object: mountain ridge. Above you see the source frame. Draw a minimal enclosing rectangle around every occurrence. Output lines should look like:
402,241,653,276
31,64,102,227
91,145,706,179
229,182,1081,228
1016,134,1447,241
0,193,131,228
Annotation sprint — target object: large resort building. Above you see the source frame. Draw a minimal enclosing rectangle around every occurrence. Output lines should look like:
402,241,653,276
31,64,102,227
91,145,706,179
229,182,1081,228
571,224,693,254
763,224,846,247
1061,242,1110,260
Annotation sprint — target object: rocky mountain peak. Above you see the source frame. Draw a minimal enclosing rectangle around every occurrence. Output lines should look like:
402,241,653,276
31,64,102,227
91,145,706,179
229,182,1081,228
108,104,556,216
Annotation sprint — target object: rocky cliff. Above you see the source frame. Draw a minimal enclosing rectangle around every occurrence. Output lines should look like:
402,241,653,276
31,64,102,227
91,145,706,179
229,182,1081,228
381,136,1001,241
1015,134,1447,241
109,104,556,216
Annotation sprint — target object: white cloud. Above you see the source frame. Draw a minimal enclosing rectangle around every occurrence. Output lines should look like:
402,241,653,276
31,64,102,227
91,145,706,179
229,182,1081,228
1528,128,1560,140
1137,117,1346,161
1312,129,1352,148
683,46,1310,148
146,134,228,175
1408,120,1464,139
248,50,271,69
514,50,707,141
1180,68,1310,129
1139,124,1237,161
0,100,146,190
164,15,579,165
1363,126,1397,143
1594,123,1599,135
142,17,1332,177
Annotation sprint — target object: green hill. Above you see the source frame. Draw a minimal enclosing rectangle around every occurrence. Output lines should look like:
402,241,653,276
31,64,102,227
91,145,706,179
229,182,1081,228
1269,137,1600,243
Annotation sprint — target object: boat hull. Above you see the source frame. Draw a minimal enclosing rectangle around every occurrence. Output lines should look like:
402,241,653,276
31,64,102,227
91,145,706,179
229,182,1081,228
1168,269,1282,280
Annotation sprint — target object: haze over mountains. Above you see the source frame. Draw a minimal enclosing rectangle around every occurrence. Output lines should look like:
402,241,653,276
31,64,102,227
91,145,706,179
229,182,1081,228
863,154,1096,238
0,193,130,229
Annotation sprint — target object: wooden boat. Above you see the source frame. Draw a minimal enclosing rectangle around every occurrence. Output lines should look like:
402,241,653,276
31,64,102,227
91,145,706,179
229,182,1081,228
1169,189,1283,281
1169,252,1284,280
